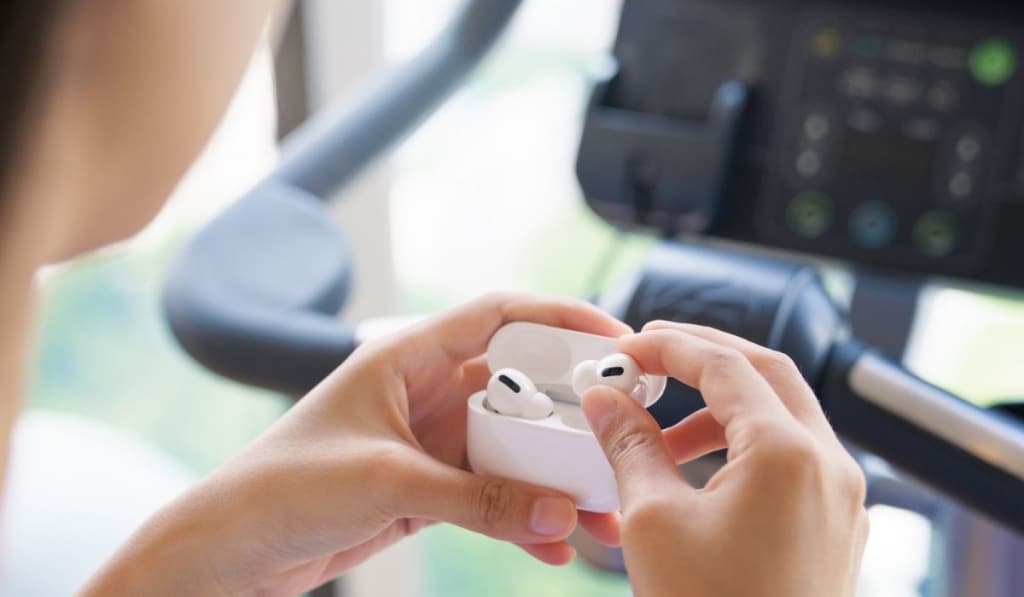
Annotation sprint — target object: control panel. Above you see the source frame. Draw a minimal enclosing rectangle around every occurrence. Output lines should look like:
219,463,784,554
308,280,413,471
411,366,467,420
577,1,1024,288
762,9,1021,268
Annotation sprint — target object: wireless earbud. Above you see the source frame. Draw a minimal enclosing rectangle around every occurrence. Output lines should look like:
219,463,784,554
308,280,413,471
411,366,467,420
486,368,554,420
572,353,645,399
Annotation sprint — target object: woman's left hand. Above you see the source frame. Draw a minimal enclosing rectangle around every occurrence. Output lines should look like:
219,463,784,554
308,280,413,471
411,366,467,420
82,293,626,596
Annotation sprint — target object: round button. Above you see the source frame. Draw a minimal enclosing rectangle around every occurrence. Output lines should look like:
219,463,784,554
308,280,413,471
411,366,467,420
970,38,1017,86
949,171,974,200
795,149,823,178
841,67,878,99
803,113,831,142
849,201,897,249
787,192,833,238
956,134,982,163
811,28,841,59
914,211,958,257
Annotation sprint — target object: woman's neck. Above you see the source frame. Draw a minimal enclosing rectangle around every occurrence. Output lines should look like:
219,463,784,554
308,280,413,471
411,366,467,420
0,227,40,492
0,166,70,488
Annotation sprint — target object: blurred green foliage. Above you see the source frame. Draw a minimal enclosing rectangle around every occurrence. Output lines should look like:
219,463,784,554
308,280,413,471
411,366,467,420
28,239,288,475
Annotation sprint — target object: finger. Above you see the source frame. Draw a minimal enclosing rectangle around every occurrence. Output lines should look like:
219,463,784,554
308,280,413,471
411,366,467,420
396,458,578,544
458,355,491,399
578,511,621,547
618,329,791,433
406,292,632,367
643,321,833,438
662,408,727,464
517,541,576,566
581,386,689,509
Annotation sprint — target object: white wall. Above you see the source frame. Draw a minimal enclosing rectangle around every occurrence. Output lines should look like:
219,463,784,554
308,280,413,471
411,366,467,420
302,1,399,322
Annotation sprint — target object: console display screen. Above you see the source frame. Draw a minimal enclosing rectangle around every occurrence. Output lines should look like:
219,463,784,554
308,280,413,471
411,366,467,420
838,130,938,191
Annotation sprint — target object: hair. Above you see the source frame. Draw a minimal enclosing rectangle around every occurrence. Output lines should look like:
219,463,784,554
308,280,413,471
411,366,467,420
0,3,66,193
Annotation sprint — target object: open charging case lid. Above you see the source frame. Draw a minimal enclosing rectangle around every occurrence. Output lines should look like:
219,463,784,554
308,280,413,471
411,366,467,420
486,322,667,408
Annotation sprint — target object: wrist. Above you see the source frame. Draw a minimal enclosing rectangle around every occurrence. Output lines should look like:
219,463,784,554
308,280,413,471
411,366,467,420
79,492,233,597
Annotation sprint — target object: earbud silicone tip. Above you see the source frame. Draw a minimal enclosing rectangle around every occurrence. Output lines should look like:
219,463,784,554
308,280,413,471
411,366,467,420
572,359,601,398
520,392,554,420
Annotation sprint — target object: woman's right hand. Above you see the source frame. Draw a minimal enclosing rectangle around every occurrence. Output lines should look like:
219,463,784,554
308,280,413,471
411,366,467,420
581,322,869,597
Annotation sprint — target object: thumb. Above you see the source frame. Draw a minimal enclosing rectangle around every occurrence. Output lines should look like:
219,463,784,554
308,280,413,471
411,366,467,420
397,457,578,543
581,386,686,508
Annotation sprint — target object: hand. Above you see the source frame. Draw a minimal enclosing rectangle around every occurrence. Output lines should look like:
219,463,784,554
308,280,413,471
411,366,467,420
82,293,626,596
581,322,868,597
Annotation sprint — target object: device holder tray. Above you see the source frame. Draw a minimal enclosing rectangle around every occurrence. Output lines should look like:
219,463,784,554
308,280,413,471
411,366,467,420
576,67,748,235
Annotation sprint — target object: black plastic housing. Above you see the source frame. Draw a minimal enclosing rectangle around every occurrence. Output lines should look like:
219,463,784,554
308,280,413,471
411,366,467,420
163,183,355,397
605,242,845,426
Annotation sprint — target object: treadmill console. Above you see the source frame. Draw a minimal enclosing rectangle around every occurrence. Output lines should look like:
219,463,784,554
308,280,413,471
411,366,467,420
577,1,1024,287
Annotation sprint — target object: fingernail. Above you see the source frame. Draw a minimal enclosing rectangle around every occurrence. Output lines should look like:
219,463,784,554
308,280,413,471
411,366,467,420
530,497,575,536
581,389,618,435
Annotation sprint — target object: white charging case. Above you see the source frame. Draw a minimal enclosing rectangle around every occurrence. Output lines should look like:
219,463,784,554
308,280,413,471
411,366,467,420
466,322,667,512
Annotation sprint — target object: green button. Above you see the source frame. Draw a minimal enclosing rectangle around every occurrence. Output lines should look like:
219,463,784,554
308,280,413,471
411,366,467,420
914,211,957,257
787,192,832,238
970,38,1016,86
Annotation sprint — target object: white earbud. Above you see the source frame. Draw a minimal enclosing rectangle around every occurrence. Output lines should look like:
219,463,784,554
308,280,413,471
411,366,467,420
486,368,554,420
572,353,645,400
